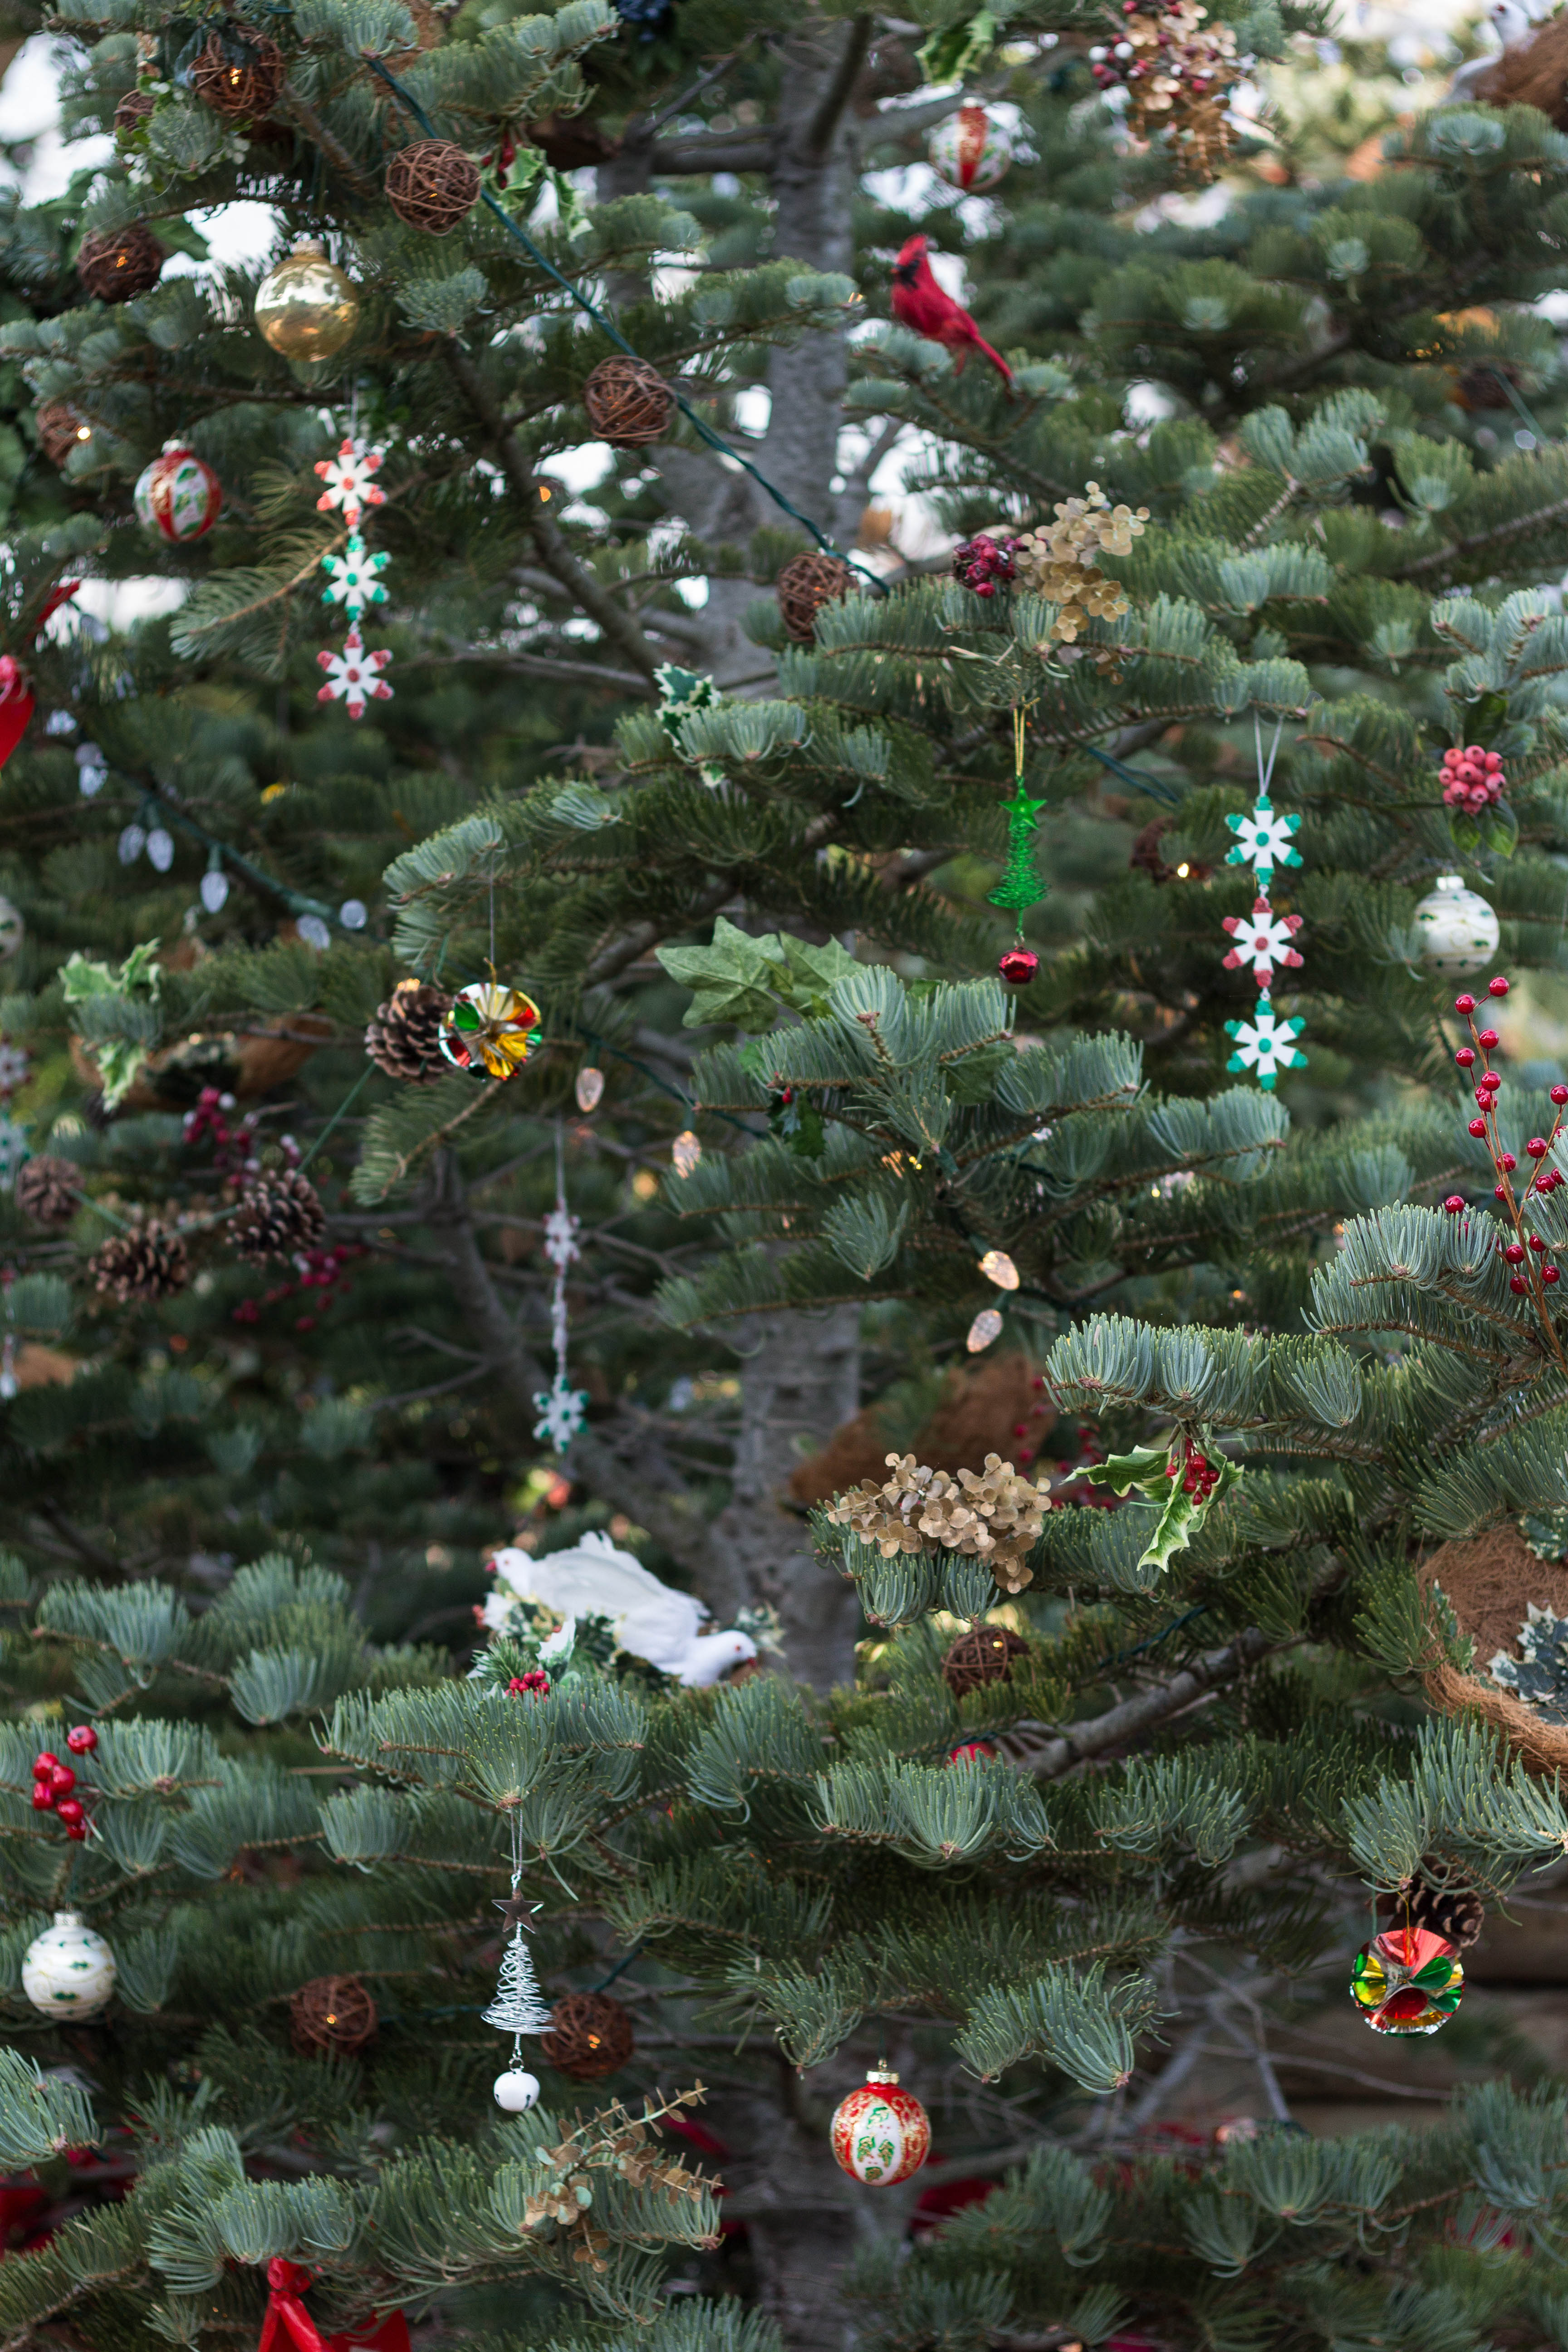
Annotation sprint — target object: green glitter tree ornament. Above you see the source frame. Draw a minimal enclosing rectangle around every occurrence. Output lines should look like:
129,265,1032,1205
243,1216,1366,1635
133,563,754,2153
988,711,1047,916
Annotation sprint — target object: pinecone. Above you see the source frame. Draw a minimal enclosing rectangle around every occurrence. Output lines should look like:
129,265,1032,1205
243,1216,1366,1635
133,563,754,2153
1394,1869,1485,1952
827,1451,1050,1594
14,1156,81,1226
231,1170,325,1264
366,979,453,1083
89,1221,190,1303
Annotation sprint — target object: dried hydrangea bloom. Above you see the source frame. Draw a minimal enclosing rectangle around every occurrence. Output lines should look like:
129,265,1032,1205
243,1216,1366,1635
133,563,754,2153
828,1451,1050,1590
1012,484,1150,647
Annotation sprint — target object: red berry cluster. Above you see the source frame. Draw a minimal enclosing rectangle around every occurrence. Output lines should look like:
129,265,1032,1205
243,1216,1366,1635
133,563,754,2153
507,1668,551,1696
182,1086,265,1184
1444,980,1568,1333
952,535,1019,598
30,1725,97,1841
231,1242,362,1332
1165,1438,1219,1499
1440,745,1505,814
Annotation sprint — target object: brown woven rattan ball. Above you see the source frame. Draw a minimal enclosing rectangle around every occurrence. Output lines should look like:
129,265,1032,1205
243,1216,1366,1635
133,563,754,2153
113,89,156,138
385,139,481,235
583,356,672,450
776,551,857,644
942,1622,1029,1699
35,401,93,467
78,224,165,305
540,1991,634,2081
190,31,286,121
289,1974,378,2057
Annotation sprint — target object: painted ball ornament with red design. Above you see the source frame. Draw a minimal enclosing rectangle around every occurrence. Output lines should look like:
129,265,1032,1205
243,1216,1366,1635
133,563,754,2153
134,442,222,544
829,2071,931,2185
929,103,1013,191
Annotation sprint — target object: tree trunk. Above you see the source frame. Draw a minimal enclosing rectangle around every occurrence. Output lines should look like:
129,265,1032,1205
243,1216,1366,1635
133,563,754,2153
713,2058,921,2352
707,1303,862,1690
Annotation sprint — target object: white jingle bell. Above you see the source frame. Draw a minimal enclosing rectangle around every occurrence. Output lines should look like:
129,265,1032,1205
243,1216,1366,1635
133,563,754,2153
22,1909,116,2020
1415,874,1500,976
493,2066,541,2113
0,892,22,959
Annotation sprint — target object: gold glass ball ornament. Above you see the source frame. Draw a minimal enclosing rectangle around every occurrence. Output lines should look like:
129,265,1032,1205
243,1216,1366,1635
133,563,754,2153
255,240,361,362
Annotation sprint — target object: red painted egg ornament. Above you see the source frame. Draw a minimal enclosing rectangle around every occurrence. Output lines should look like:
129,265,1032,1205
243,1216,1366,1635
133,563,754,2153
929,103,1013,193
830,2070,931,2185
134,442,223,544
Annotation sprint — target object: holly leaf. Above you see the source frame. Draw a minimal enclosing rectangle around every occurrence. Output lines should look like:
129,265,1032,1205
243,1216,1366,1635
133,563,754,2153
1085,1434,1241,1572
1083,1443,1170,1497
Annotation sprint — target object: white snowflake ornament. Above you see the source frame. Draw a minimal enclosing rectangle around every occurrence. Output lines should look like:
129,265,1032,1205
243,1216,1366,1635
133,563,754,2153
1225,794,1302,880
533,1368,588,1453
321,534,391,617
1225,998,1307,1091
0,1038,29,1096
314,436,386,527
317,625,392,720
0,1112,29,1188
543,1204,582,1271
1221,896,1304,987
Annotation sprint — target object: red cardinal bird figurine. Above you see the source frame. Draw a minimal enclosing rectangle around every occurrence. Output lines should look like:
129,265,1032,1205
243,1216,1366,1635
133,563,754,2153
890,235,1012,385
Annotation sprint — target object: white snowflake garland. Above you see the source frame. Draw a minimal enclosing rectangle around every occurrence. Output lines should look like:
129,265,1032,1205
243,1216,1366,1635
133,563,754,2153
315,435,393,721
532,1129,588,1454
1220,718,1306,1089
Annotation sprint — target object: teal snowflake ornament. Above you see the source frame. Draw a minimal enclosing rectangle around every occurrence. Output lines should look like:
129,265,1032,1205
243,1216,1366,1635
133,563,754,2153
1224,997,1307,1091
533,1368,588,1452
0,1111,29,1188
321,534,391,618
1225,793,1301,881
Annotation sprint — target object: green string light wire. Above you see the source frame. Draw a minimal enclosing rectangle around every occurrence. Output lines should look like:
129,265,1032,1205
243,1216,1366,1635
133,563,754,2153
363,55,887,596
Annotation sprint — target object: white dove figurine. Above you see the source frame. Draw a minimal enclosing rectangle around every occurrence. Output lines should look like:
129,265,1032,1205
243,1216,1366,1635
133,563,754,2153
489,1532,757,1687
1448,0,1536,97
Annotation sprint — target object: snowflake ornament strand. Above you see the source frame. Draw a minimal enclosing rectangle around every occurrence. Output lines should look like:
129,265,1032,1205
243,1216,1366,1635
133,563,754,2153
533,1128,588,1454
316,433,393,721
1220,715,1306,1088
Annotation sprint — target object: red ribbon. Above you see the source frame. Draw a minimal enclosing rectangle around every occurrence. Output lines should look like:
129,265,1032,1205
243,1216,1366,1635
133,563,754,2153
257,2260,412,2352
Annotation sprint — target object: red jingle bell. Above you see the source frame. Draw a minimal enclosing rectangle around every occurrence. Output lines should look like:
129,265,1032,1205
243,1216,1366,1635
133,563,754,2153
998,946,1039,986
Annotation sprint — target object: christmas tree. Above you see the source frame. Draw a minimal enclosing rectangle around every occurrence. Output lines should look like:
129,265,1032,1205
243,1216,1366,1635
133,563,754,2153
3,0,1568,2340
